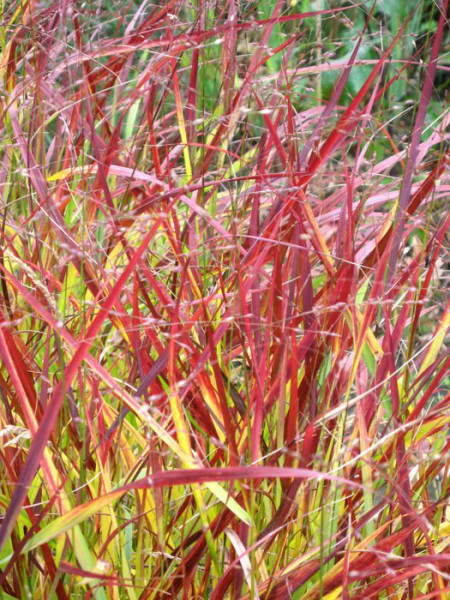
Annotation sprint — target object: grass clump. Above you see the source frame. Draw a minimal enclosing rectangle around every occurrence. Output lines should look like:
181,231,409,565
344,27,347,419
0,0,448,598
